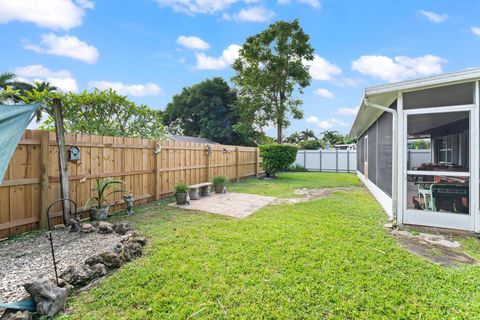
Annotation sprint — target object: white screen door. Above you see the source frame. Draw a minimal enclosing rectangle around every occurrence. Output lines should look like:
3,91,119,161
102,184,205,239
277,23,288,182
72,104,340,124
403,106,474,230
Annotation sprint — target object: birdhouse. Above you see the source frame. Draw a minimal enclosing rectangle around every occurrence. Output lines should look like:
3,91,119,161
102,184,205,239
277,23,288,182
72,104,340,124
68,146,81,161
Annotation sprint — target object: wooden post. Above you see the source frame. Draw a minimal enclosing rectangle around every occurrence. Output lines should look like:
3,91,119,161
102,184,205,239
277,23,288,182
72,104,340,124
206,148,211,182
236,146,240,182
254,148,259,177
153,141,160,200
53,98,70,225
39,131,50,229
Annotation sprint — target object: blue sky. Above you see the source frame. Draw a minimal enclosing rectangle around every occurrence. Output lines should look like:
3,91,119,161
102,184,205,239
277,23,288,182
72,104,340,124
1,0,479,137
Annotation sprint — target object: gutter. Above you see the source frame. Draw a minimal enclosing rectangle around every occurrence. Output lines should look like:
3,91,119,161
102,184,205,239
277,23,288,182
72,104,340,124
363,98,398,225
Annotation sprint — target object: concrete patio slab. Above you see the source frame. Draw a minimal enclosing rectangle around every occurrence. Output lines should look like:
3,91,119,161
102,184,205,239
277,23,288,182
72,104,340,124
169,192,276,218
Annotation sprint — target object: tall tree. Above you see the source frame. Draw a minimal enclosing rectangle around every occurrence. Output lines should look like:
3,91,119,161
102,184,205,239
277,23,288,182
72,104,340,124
321,130,355,147
0,72,33,103
232,19,314,143
163,77,261,146
300,129,317,141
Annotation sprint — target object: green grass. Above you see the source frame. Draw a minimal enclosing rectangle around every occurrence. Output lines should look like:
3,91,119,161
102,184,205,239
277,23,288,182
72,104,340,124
228,171,362,198
61,172,480,319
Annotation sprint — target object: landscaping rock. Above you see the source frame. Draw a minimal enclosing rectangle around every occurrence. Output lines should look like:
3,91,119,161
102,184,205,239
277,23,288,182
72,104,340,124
0,310,32,320
130,236,147,247
85,255,104,267
112,222,132,235
81,223,95,234
120,231,139,243
89,263,107,278
119,241,143,262
23,278,67,318
98,222,114,234
100,251,123,269
59,264,91,287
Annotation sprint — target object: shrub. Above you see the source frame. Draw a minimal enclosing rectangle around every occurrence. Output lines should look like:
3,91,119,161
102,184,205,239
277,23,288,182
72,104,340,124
213,176,227,185
259,144,298,178
298,139,323,150
175,183,188,194
287,163,306,172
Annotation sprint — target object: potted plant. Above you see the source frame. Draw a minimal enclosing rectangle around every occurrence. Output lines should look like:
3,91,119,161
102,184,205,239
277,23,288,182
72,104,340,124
175,183,189,205
85,177,128,221
213,176,227,193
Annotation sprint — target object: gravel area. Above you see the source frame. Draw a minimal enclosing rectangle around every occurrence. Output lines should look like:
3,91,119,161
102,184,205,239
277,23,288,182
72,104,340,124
0,228,122,303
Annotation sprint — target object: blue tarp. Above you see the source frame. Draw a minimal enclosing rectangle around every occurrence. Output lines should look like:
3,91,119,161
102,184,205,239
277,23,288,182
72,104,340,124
0,103,41,183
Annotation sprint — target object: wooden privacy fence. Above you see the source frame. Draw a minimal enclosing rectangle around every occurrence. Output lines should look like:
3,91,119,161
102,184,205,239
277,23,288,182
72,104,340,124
0,130,261,238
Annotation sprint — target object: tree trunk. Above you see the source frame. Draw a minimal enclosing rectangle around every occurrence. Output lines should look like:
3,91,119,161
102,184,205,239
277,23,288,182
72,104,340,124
53,98,71,225
277,124,283,144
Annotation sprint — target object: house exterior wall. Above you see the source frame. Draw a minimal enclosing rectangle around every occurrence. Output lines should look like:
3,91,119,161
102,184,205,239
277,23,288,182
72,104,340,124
356,106,394,197
352,73,480,231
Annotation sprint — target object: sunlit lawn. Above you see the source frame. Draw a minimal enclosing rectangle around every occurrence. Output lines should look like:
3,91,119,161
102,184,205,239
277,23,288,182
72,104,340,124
61,172,480,319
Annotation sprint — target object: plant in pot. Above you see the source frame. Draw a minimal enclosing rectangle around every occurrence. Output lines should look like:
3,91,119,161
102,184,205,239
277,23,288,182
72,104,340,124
175,183,189,205
85,177,128,221
213,176,227,193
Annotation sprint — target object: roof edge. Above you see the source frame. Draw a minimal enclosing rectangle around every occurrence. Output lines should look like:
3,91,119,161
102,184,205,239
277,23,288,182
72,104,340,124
365,67,480,96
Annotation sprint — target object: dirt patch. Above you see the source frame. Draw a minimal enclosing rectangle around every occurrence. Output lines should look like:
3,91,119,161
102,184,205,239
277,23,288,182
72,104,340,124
390,229,477,267
272,187,362,205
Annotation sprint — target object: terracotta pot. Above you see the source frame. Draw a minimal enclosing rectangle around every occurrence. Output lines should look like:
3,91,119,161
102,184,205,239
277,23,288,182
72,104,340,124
176,193,188,205
91,206,109,221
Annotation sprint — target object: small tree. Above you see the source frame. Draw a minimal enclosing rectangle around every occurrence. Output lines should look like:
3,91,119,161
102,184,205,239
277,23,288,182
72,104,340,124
37,89,164,139
259,144,298,178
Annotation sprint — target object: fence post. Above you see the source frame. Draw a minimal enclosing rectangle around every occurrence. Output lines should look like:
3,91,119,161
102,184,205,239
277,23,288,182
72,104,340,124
153,140,160,200
39,131,50,229
319,149,322,172
236,146,240,182
254,148,259,177
347,149,350,173
206,148,211,182
303,150,306,169
336,149,338,172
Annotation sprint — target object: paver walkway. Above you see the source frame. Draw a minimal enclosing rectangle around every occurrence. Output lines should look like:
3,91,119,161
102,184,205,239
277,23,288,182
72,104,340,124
169,192,276,218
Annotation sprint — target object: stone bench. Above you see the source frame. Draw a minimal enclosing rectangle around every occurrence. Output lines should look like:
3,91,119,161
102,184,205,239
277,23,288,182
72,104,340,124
188,182,212,200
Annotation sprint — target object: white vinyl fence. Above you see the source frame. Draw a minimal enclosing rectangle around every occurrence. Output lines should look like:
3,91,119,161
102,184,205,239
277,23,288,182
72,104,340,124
295,150,357,173
407,149,432,168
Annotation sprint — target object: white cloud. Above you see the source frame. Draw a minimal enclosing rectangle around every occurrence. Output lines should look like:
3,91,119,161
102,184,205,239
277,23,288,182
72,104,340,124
306,115,347,130
305,55,342,81
88,81,162,97
223,7,275,22
338,107,359,116
76,0,95,9
155,0,257,15
23,33,99,64
0,0,93,30
314,88,334,99
14,64,78,92
471,27,480,37
195,44,240,70
177,35,210,50
351,54,446,82
278,0,320,8
419,10,448,23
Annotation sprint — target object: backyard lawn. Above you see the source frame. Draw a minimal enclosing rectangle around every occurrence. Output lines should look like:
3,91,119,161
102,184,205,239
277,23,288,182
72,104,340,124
62,172,480,319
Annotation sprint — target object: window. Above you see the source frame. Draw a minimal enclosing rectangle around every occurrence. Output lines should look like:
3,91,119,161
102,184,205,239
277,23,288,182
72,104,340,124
437,136,453,164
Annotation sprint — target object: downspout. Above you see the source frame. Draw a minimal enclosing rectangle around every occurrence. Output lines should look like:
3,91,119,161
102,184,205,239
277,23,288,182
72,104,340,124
364,98,398,225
